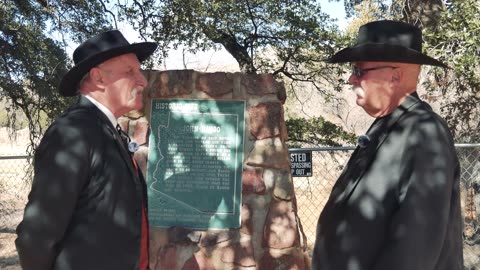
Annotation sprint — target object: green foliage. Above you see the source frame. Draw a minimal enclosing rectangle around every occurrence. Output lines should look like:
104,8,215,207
1,1,66,151
121,0,348,91
0,1,115,152
1,0,474,149
422,0,480,142
1,0,385,151
286,116,357,147
120,0,357,144
344,0,480,142
339,0,400,18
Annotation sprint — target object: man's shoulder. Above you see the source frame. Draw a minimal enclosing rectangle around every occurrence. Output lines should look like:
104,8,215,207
403,100,446,126
400,101,455,144
58,100,106,125
45,103,109,139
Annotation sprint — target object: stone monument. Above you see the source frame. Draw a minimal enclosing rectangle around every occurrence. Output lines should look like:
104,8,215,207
119,70,310,270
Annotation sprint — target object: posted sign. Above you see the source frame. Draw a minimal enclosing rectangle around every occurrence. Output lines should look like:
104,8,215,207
290,151,312,177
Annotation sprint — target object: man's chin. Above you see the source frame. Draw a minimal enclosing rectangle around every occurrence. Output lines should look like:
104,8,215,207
133,101,144,111
127,98,143,111
356,97,365,107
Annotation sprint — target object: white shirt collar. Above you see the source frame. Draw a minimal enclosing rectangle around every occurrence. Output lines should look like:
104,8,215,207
83,95,117,128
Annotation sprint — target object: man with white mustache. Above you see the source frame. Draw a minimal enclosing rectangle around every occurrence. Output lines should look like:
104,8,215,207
312,21,463,270
16,30,157,270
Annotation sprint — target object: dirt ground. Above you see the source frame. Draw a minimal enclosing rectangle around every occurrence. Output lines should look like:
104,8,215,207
0,129,30,270
0,202,24,270
0,231,21,270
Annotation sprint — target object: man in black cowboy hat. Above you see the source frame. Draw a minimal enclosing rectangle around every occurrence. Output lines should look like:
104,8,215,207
312,20,463,270
16,30,157,270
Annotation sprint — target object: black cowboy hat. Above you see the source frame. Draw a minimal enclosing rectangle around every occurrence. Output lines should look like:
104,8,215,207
59,30,158,96
326,20,448,68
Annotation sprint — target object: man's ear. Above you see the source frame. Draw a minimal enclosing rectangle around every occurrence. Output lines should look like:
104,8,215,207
391,68,401,83
89,67,105,88
387,68,402,93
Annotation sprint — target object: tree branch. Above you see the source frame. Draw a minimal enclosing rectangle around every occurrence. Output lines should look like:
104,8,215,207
98,0,117,29
132,0,148,40
244,0,258,60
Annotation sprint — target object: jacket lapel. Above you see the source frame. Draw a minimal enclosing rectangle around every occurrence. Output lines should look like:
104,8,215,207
332,93,423,205
78,96,141,183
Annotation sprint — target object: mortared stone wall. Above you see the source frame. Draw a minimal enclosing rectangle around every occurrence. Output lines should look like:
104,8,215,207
118,70,310,270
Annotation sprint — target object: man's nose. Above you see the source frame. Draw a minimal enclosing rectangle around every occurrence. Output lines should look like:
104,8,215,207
137,71,148,88
347,73,357,85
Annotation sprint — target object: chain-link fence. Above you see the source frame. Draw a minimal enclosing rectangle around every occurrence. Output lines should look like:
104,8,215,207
291,144,480,269
1,145,479,269
291,146,354,247
0,155,32,269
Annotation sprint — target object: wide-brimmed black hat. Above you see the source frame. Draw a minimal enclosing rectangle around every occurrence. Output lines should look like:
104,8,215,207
326,20,448,68
59,30,158,96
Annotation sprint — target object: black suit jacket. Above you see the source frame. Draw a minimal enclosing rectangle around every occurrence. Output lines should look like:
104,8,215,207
16,96,148,270
312,93,463,270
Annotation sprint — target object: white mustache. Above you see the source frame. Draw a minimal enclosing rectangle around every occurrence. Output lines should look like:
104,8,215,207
130,87,143,99
352,86,364,97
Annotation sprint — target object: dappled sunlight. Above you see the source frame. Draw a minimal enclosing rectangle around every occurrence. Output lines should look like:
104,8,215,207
312,95,463,269
264,199,300,249
147,99,244,230
357,196,379,220
13,99,154,268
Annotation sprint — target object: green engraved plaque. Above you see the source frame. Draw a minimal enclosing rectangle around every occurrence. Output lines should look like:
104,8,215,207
146,99,245,229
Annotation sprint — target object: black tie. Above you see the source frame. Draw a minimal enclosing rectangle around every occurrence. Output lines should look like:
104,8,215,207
116,124,141,177
116,124,131,150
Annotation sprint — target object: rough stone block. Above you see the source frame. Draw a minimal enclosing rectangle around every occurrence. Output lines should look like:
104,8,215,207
241,74,283,96
242,196,270,261
155,246,178,270
242,167,266,195
132,119,149,145
303,250,312,269
220,241,256,267
240,203,253,235
248,102,283,140
263,199,300,249
276,83,287,104
232,72,247,99
259,248,306,270
182,251,216,270
280,120,288,142
168,226,201,244
148,70,194,98
200,230,238,248
246,138,290,171
272,172,295,201
149,227,169,269
196,72,235,97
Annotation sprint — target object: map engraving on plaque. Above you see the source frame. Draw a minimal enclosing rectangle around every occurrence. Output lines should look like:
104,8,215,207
146,99,245,229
